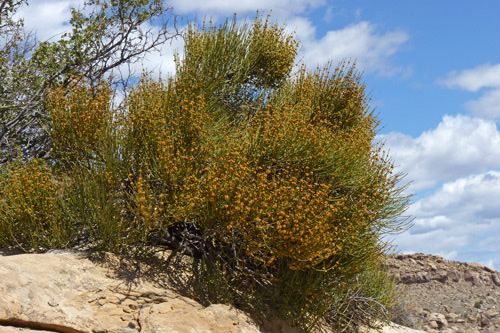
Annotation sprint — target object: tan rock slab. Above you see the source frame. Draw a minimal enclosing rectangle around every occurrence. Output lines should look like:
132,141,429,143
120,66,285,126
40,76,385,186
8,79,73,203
0,251,261,333
0,250,424,333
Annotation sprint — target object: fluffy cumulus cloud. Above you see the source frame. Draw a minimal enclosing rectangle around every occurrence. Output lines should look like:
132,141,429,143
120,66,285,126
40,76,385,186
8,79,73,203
378,114,500,192
381,114,500,269
464,89,500,119
438,63,500,119
392,171,500,270
295,20,409,76
438,63,500,92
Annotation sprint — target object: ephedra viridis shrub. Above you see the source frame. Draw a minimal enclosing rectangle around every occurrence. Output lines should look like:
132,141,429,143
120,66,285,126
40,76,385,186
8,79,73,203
0,15,411,332
157,17,411,331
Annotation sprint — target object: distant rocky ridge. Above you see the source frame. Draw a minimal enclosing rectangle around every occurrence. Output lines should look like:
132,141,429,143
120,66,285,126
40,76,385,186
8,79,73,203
0,249,424,333
386,254,500,332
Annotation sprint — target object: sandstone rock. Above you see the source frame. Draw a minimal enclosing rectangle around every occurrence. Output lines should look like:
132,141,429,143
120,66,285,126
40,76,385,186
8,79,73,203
485,309,498,318
445,312,459,323
484,266,495,273
492,273,500,286
429,320,438,329
0,251,262,333
138,302,260,333
444,324,456,332
362,322,426,333
467,262,484,271
0,251,425,333
464,270,481,285
0,328,44,333
431,270,448,283
479,313,491,327
447,270,461,282
428,312,448,329
401,271,430,284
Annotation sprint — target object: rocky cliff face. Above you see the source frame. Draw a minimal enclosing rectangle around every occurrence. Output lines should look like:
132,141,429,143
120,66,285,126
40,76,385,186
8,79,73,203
386,254,500,333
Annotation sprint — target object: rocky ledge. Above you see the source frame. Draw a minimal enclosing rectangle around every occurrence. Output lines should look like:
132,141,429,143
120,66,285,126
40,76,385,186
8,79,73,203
387,254,500,332
3,249,497,332
0,249,423,333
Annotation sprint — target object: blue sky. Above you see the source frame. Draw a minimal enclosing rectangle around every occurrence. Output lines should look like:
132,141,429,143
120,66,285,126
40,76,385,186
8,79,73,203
18,1,500,269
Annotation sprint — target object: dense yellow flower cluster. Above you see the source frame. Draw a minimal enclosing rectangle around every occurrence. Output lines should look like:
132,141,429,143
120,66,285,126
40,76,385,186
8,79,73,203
47,78,113,164
0,159,71,250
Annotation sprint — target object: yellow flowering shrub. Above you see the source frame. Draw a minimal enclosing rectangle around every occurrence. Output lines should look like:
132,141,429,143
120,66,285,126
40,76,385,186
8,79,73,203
0,15,411,332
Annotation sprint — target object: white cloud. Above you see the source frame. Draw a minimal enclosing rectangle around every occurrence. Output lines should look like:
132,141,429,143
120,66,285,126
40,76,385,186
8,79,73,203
379,114,500,191
293,20,409,76
391,171,500,270
15,0,83,41
438,63,500,92
464,88,500,119
438,63,500,120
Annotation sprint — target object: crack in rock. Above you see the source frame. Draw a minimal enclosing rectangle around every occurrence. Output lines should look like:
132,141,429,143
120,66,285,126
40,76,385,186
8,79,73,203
0,317,85,333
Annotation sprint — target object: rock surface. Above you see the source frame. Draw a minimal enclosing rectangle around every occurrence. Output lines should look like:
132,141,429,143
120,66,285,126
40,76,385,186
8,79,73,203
0,249,423,333
0,250,261,333
4,251,498,332
387,253,500,332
